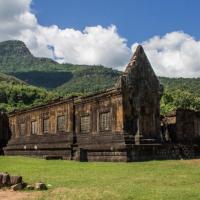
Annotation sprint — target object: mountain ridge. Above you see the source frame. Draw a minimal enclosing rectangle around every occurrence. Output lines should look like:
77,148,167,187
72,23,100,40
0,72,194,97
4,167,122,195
0,40,121,93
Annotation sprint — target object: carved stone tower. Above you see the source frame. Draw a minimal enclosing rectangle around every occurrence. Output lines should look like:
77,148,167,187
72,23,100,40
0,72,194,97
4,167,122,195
120,45,163,144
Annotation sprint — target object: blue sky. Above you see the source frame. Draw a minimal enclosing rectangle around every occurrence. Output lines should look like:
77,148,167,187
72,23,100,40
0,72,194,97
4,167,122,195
1,0,200,77
32,0,200,46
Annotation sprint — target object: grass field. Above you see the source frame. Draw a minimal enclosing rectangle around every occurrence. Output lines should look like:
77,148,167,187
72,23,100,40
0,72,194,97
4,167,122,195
0,157,200,200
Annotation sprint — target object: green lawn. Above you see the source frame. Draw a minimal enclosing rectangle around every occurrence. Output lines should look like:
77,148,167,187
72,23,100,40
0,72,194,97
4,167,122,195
0,156,200,200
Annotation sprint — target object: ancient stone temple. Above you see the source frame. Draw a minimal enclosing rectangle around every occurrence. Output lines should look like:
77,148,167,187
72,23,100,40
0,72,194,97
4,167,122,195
4,45,164,161
4,45,184,161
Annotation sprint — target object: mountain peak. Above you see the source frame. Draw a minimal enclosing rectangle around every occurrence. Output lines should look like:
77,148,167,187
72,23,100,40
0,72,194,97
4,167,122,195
0,40,32,57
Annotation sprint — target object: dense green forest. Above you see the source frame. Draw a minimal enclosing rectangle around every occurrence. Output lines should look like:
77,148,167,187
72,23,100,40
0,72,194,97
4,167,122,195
160,77,200,114
0,40,200,114
0,73,56,112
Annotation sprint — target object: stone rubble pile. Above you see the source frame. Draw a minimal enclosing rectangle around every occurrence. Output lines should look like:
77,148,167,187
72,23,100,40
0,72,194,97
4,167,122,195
0,172,47,191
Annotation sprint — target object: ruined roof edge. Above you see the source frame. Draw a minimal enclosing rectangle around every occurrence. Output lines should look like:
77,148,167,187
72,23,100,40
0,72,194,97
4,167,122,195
8,87,121,116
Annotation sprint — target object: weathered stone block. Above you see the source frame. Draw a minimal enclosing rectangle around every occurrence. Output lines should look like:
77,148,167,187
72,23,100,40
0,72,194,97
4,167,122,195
1,173,10,186
10,175,22,185
26,185,34,190
11,183,23,191
35,182,47,190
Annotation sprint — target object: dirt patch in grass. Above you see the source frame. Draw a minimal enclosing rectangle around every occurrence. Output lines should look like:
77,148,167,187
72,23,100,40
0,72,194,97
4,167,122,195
0,190,41,200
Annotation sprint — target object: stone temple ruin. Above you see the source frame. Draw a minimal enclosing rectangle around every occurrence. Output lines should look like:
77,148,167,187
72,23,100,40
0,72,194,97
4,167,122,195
1,45,200,161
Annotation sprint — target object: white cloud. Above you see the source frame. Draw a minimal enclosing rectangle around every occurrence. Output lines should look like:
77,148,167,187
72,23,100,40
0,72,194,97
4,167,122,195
132,31,200,77
0,0,131,69
28,24,131,68
0,0,37,39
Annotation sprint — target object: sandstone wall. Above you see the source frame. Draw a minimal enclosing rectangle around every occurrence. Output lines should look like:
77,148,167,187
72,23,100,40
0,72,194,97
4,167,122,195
5,98,74,158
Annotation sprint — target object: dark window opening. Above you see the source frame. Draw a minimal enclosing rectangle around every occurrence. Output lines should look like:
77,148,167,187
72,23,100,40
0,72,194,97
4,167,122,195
80,115,90,133
20,123,25,135
43,118,49,133
31,121,37,135
57,115,66,132
99,112,111,131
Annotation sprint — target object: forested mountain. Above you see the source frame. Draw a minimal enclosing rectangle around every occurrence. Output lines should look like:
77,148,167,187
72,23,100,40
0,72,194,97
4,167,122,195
0,40,121,92
0,40,62,72
0,40,200,114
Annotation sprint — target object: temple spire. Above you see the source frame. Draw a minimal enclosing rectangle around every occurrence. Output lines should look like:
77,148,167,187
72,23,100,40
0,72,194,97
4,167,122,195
125,45,147,73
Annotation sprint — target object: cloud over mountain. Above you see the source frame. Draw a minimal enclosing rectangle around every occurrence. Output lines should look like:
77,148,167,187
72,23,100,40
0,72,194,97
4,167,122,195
0,0,131,69
1,0,200,77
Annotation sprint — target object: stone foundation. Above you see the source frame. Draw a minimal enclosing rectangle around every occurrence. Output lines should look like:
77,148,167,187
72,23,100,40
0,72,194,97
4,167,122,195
73,144,200,162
